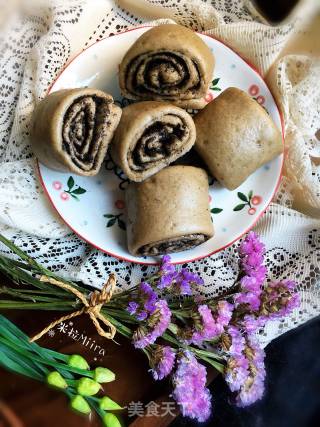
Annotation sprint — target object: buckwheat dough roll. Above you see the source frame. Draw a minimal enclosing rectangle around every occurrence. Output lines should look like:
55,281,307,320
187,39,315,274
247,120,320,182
194,87,283,190
119,24,214,109
31,88,122,176
125,166,214,256
111,101,196,182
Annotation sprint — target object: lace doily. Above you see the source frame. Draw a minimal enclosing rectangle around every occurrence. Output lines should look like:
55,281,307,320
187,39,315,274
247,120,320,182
0,0,319,348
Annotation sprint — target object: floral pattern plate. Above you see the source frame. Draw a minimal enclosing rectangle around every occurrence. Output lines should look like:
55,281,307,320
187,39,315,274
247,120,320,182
38,26,283,265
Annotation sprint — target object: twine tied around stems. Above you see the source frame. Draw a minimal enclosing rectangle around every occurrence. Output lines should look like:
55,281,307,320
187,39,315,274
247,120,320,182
30,274,117,342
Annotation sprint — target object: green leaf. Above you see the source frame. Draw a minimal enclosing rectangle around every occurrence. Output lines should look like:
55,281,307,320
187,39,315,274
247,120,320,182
248,190,253,200
103,214,115,218
237,192,248,202
107,218,116,227
211,77,220,86
72,187,86,195
67,176,75,190
70,194,79,201
205,358,225,374
117,219,126,230
233,203,246,211
0,342,44,380
212,87,221,91
0,235,39,268
210,208,223,214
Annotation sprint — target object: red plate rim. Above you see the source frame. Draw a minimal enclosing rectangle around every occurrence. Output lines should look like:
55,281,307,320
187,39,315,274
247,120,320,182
37,25,285,266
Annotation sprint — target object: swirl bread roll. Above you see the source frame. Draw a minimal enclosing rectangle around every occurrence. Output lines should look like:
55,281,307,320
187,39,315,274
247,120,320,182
125,165,214,256
31,88,122,176
110,101,196,182
119,24,214,109
194,87,283,190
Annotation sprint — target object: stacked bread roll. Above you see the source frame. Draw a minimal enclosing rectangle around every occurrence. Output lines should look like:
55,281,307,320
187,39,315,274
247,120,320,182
30,24,283,258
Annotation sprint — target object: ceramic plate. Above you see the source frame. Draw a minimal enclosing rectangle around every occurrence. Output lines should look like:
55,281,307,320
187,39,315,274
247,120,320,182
38,26,283,265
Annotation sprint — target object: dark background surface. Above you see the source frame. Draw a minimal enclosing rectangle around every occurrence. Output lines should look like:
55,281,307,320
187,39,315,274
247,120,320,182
173,317,320,427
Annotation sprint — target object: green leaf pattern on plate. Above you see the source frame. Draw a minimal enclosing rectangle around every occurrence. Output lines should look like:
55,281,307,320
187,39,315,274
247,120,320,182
64,176,87,201
233,191,255,213
104,213,126,231
211,207,223,214
210,77,222,91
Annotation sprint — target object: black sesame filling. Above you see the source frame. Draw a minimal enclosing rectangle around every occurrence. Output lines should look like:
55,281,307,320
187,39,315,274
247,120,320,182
62,95,110,171
126,50,201,98
128,115,189,171
138,234,207,256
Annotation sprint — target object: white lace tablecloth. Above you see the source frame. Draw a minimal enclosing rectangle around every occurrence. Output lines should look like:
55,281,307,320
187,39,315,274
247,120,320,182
0,0,319,347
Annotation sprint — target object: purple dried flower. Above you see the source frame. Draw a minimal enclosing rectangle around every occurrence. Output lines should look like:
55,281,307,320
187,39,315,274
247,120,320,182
240,275,262,293
227,325,246,356
239,232,266,280
127,281,158,320
157,258,203,295
181,268,204,286
162,255,171,264
160,255,176,274
217,300,234,325
235,335,266,407
223,326,248,392
240,314,266,334
225,354,249,392
239,232,265,259
150,345,176,380
237,280,300,334
173,269,204,295
243,264,267,282
190,301,233,345
158,256,177,289
136,311,148,321
235,290,262,311
133,300,171,349
259,279,300,320
190,305,216,345
127,301,138,315
223,328,266,407
172,351,212,422
158,273,176,289
235,233,267,311
178,279,192,295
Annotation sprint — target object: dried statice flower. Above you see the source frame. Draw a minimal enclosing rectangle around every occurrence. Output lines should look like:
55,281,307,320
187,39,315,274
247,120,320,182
235,232,267,311
225,353,249,392
140,282,158,313
126,282,158,320
227,325,246,355
239,314,265,334
150,345,176,380
259,279,300,320
172,351,212,422
239,232,265,265
235,290,261,311
157,256,203,295
127,301,139,316
133,300,171,349
158,255,177,289
237,279,299,334
190,301,233,345
176,268,204,295
235,335,266,407
223,327,266,407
